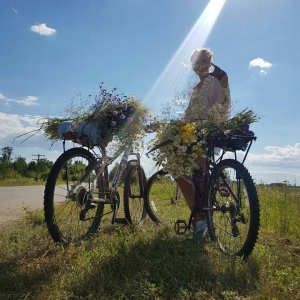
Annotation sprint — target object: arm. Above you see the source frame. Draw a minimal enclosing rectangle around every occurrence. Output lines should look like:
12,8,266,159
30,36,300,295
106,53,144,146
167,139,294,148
207,76,221,106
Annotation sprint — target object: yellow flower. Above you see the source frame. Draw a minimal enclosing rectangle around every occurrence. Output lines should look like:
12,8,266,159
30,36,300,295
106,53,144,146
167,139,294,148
197,147,204,157
180,123,196,144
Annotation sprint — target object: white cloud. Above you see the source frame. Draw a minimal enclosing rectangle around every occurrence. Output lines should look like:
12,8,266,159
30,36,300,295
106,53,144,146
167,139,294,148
16,96,39,106
248,143,300,165
30,23,57,36
0,112,41,142
221,143,300,184
0,93,39,106
249,57,273,75
259,69,267,76
249,57,272,69
0,112,62,162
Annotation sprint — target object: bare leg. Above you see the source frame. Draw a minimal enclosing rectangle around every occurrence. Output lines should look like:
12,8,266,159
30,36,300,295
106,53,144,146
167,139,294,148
175,157,207,222
175,177,203,221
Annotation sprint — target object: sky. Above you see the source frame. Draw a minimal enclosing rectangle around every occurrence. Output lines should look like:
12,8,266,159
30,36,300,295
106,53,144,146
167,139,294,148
0,0,299,185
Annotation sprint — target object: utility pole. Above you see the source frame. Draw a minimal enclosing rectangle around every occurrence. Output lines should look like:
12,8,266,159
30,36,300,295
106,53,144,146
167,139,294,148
32,154,45,181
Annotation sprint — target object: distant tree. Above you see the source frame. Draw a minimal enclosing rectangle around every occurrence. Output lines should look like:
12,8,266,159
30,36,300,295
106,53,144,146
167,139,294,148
27,161,37,172
38,159,53,181
1,146,13,162
13,156,27,176
38,159,53,173
0,147,14,179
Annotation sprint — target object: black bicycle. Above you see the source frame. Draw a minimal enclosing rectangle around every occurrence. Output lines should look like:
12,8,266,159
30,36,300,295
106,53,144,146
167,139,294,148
144,129,260,259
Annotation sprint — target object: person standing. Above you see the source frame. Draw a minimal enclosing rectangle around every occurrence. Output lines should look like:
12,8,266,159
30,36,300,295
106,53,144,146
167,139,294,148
176,48,231,238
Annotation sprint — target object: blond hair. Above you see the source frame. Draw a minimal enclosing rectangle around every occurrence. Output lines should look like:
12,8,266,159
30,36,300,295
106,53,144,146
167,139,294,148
190,48,213,66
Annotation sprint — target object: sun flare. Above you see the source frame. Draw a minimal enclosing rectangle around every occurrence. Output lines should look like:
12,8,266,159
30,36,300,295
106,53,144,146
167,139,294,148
145,0,227,112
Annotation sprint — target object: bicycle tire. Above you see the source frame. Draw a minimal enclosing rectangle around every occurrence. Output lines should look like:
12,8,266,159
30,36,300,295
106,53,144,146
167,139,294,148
123,161,147,224
44,147,104,244
205,159,260,259
144,169,190,225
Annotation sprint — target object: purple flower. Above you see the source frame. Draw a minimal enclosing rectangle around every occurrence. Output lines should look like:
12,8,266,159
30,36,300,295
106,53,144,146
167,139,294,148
120,114,126,120
127,117,133,123
113,110,118,115
111,121,117,127
123,104,128,110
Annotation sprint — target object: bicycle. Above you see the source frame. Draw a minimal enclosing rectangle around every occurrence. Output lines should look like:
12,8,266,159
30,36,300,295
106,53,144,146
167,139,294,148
144,128,260,259
44,133,147,244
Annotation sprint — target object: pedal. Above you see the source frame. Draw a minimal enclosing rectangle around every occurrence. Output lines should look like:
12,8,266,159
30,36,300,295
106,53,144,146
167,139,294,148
174,219,187,235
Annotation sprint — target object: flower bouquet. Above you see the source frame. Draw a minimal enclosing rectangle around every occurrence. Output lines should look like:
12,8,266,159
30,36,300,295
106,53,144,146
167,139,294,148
41,83,149,149
147,109,259,178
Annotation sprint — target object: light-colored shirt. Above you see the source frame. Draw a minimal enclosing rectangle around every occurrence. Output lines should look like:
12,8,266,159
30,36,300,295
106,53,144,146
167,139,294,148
184,75,231,123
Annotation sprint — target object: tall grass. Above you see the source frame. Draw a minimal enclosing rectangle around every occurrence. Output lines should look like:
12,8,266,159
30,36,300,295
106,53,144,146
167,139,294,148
258,184,300,238
0,185,300,299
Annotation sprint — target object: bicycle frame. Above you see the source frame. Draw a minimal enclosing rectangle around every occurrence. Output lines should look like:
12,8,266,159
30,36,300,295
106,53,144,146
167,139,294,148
66,145,142,223
187,140,254,226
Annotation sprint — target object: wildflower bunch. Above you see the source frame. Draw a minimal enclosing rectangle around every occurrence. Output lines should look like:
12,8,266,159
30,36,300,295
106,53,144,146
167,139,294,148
148,120,207,178
147,108,259,178
41,83,149,149
217,109,260,131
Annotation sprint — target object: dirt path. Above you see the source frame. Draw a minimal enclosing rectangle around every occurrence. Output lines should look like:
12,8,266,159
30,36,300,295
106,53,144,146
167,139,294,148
0,185,45,227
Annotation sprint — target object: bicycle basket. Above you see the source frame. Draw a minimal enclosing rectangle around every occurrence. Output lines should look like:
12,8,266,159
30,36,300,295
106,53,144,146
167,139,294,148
211,129,256,151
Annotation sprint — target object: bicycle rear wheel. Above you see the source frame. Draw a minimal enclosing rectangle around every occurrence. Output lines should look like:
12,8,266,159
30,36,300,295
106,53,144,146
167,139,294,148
205,159,260,259
44,147,104,244
144,170,190,226
123,161,147,225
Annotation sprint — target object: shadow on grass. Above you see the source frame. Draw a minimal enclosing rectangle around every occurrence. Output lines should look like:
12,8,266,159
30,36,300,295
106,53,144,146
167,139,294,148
63,225,260,299
0,259,61,299
0,224,260,299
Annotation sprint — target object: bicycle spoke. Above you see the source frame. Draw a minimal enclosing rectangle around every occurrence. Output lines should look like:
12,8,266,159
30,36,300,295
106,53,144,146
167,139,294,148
44,148,104,243
145,170,190,226
205,159,259,258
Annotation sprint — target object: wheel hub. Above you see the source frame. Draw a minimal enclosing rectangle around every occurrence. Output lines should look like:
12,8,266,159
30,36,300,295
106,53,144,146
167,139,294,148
73,186,89,208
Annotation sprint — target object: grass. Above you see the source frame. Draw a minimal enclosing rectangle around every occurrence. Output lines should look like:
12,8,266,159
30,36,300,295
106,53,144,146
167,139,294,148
0,178,46,186
0,185,300,299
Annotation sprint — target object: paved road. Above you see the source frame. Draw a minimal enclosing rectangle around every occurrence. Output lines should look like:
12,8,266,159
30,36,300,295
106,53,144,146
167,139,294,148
0,185,45,226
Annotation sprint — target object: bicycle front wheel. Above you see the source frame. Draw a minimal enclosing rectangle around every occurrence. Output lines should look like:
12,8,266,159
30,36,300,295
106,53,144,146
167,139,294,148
123,161,147,225
44,147,104,244
205,159,260,259
144,170,190,225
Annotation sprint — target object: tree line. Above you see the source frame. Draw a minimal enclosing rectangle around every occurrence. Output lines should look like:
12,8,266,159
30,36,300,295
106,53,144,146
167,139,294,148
0,146,53,181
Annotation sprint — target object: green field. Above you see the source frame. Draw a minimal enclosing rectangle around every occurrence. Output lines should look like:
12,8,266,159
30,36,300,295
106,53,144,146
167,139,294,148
0,184,299,299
